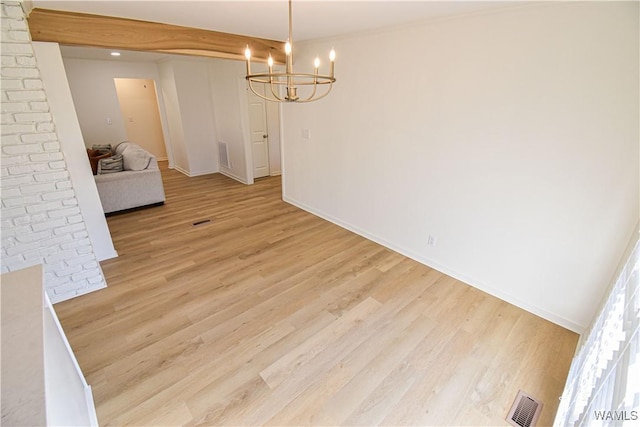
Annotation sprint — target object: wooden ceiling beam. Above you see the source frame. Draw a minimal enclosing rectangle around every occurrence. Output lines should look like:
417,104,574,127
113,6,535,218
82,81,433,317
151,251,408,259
27,8,286,63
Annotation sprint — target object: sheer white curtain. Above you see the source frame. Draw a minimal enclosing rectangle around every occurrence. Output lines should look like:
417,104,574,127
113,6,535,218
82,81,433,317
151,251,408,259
555,239,639,426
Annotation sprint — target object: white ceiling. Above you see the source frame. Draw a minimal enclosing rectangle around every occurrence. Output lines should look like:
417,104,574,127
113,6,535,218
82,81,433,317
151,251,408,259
30,1,512,42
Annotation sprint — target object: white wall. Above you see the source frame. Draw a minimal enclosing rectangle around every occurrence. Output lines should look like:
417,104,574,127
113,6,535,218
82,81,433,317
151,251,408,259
157,59,220,176
62,58,172,157
208,59,250,183
32,42,116,262
267,100,282,176
282,2,639,332
158,60,183,170
114,78,168,160
171,60,219,176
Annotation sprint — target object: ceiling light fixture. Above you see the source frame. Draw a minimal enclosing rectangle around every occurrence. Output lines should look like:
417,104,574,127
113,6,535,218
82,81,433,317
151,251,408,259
244,0,335,103
110,52,121,57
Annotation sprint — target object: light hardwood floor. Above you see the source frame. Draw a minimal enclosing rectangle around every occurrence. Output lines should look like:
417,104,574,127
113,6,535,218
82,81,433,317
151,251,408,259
55,164,579,426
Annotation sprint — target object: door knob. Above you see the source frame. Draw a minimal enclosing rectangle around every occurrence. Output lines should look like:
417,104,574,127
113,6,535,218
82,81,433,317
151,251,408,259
263,134,268,138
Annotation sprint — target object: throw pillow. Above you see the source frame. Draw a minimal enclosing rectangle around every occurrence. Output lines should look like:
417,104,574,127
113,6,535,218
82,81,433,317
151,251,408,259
113,141,129,154
98,154,124,174
92,144,113,155
88,151,112,175
121,145,152,171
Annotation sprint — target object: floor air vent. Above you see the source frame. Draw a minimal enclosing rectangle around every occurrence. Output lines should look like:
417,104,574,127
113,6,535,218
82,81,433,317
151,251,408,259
192,219,211,226
506,390,543,427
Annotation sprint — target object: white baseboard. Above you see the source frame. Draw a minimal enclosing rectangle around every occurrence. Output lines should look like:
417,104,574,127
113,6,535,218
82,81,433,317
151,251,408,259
173,165,218,177
283,194,585,334
220,169,249,185
174,166,190,177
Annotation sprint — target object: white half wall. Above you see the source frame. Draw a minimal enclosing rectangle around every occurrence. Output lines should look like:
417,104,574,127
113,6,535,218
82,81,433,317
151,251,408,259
33,42,116,262
282,2,639,332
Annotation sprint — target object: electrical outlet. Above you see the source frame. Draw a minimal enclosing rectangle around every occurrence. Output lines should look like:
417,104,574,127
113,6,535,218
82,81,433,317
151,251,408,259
427,235,437,247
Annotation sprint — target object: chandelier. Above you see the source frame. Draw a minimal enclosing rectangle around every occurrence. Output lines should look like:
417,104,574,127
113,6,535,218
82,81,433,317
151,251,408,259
244,0,336,103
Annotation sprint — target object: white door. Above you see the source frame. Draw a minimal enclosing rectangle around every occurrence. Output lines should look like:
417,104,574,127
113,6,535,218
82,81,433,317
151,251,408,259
248,86,270,179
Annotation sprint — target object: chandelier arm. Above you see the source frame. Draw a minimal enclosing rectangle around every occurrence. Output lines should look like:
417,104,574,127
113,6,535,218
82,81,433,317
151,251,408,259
246,79,334,103
247,78,284,102
247,73,335,85
293,87,329,102
269,79,281,101
304,76,318,102
267,73,281,100
297,81,333,103
288,78,334,86
252,87,282,103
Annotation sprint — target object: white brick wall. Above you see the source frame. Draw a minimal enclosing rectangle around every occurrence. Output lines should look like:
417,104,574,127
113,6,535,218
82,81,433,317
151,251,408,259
1,1,106,302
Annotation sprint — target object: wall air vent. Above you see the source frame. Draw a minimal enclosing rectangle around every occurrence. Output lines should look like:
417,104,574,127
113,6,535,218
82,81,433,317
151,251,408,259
218,141,229,168
506,390,543,427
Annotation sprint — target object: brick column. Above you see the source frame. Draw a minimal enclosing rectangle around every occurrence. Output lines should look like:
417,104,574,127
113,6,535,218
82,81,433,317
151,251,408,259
1,1,106,301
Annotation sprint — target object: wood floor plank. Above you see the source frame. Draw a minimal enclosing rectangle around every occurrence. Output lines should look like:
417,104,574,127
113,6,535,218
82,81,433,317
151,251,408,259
343,312,466,426
53,164,579,426
184,311,338,426
260,297,383,390
274,310,437,425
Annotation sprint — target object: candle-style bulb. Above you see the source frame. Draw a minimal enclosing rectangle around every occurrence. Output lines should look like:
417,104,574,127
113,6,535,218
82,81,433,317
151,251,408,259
314,57,320,69
268,55,274,68
329,48,335,78
285,41,292,55
244,45,251,60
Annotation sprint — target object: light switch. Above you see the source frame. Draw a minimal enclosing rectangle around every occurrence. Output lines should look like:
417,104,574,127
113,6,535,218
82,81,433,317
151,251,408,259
106,118,112,125
302,129,311,140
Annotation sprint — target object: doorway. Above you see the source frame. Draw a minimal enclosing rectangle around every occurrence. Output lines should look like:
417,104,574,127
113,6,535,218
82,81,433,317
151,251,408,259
114,78,168,160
